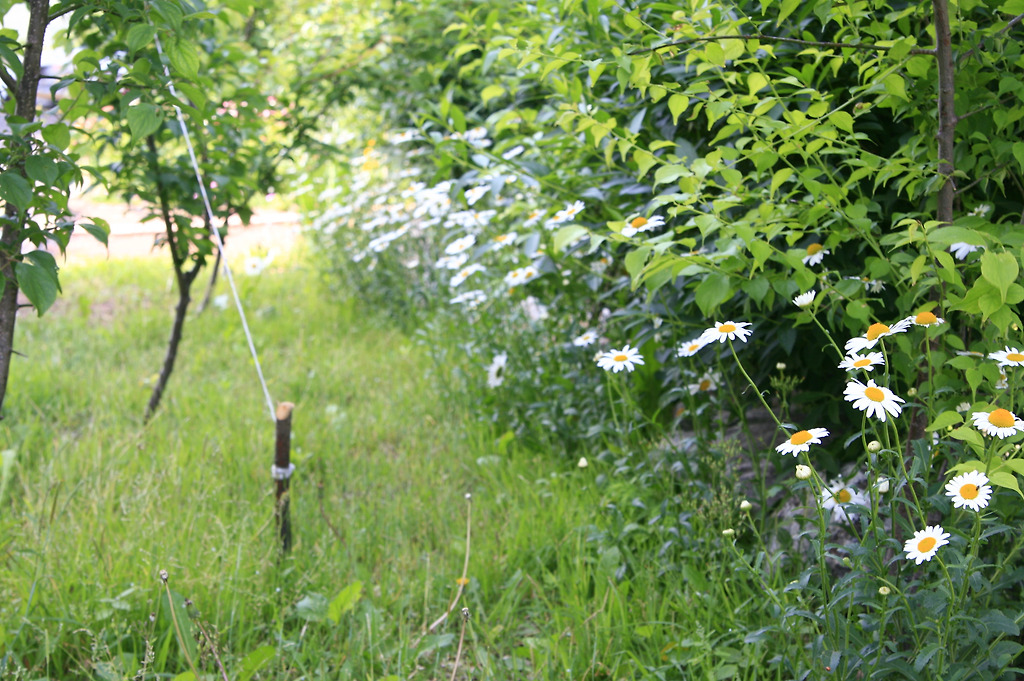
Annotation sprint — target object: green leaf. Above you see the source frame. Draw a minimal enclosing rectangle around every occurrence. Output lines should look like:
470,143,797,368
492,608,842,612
747,72,768,95
949,425,985,450
237,646,275,681
480,84,504,103
624,246,652,283
553,225,589,253
633,149,658,179
0,172,33,211
668,94,688,125
988,471,1024,499
981,251,1019,302
25,155,58,186
1013,141,1024,174
327,581,363,625
15,250,61,316
126,23,156,54
832,110,854,133
925,410,962,431
80,220,110,246
777,0,801,24
770,168,793,197
41,123,71,150
165,36,200,81
126,103,164,140
694,272,732,316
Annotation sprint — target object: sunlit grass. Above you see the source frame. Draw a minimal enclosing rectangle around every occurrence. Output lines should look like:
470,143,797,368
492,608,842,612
0,252,772,679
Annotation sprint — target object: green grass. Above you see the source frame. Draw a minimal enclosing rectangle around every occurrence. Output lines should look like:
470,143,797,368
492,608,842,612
0,249,776,680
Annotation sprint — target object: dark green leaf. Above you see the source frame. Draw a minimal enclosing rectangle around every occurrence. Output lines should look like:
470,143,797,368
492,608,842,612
15,250,61,316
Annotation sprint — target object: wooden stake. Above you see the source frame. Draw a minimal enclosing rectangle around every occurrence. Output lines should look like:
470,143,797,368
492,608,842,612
275,401,295,553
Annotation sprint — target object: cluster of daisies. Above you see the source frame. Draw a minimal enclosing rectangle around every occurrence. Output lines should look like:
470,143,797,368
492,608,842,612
774,311,1021,565
596,302,1020,566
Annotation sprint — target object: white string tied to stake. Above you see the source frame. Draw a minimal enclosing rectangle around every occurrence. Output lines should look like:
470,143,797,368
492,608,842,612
271,463,296,481
150,29,276,422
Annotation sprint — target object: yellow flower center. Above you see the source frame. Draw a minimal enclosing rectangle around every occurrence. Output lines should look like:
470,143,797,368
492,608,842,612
988,408,1016,429
915,311,938,325
807,243,823,255
959,483,979,500
1008,353,1024,363
630,216,648,229
613,354,628,363
790,430,814,445
917,537,937,553
687,344,700,352
864,386,886,402
699,379,712,391
866,323,890,341
837,489,852,503
853,358,872,368
719,323,737,333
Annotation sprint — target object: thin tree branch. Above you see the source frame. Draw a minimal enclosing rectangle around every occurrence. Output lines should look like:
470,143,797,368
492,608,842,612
959,13,1024,62
953,163,1008,196
628,34,937,57
0,68,16,92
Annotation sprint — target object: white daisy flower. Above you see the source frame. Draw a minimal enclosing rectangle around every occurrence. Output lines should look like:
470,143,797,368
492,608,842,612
449,289,486,307
904,525,950,564
907,310,945,327
844,379,905,422
523,208,545,227
491,232,518,248
596,345,644,373
486,352,507,388
944,470,992,512
676,336,710,357
503,265,540,287
700,321,753,344
450,263,485,287
520,296,549,322
949,242,981,260
802,243,829,266
775,427,830,456
821,480,867,523
573,330,598,347
793,290,815,308
988,346,1024,368
501,145,525,160
838,352,885,372
436,254,469,270
687,371,720,395
971,408,1024,438
621,215,665,238
844,319,912,353
464,185,490,206
444,234,477,255
546,200,585,227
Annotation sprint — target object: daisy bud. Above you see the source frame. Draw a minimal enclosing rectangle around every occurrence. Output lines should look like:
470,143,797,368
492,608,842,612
740,499,752,511
721,528,735,537
878,586,891,596
876,476,890,494
577,457,589,469
776,362,787,371
795,464,812,480
907,387,918,397
867,440,882,453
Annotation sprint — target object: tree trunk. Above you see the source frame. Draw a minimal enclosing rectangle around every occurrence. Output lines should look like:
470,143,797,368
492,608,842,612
144,280,193,421
933,0,956,225
0,0,50,417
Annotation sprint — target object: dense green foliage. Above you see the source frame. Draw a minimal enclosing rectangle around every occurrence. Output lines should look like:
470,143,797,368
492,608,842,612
5,0,1024,677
